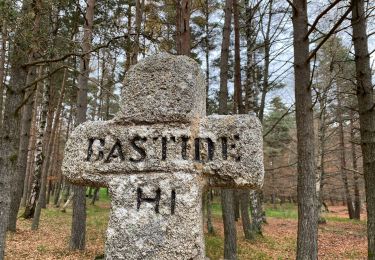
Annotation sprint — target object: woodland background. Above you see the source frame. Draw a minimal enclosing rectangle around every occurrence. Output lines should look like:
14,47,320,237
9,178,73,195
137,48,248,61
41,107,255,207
0,0,375,259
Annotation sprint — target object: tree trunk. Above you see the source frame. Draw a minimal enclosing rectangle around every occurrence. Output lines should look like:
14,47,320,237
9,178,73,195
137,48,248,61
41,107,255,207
131,0,144,65
91,187,100,205
0,65,25,259
336,83,355,219
175,0,191,56
70,0,96,250
0,0,29,252
0,18,8,126
32,71,65,229
219,1,236,258
23,70,49,220
221,190,237,260
258,0,273,123
292,0,318,259
206,191,214,234
318,89,327,224
244,0,257,114
218,0,232,116
204,0,210,112
21,88,40,208
232,0,243,114
350,113,361,220
250,190,263,234
351,0,375,257
240,190,254,240
8,67,37,230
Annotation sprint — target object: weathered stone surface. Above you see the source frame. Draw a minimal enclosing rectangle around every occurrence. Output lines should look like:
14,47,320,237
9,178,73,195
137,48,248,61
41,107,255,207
62,53,264,260
116,53,206,123
106,173,205,260
63,115,263,189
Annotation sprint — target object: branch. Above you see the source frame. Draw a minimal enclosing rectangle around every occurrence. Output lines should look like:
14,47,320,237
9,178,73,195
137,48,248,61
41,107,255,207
22,34,132,68
285,0,297,14
263,104,295,138
306,0,342,39
307,5,352,62
21,65,68,92
265,161,297,171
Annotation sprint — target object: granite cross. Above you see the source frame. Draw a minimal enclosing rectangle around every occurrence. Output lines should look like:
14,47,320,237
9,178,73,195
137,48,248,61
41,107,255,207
62,53,264,260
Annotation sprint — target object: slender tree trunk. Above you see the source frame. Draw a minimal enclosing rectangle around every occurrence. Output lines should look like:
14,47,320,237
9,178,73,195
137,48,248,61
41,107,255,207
292,0,318,259
233,0,242,114
250,190,263,234
218,0,232,115
336,83,355,219
23,70,49,220
206,191,214,234
204,0,210,112
0,18,8,126
221,190,237,260
124,4,133,73
175,0,191,56
258,0,273,123
240,190,253,240
70,0,96,250
91,188,100,205
318,91,327,224
21,89,39,208
244,0,257,114
350,113,361,220
32,71,65,229
219,1,236,258
351,0,375,257
131,0,144,65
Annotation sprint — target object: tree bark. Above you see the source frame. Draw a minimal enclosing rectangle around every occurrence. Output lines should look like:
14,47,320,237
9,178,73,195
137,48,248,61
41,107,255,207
0,0,33,253
21,89,39,208
351,0,375,257
32,70,66,229
0,18,8,126
244,0,257,114
232,0,243,114
206,191,214,234
221,190,237,260
240,190,254,240
219,1,236,258
7,0,43,231
317,87,327,224
258,0,273,123
336,83,355,219
292,0,319,259
218,0,232,115
70,0,96,250
23,68,49,220
350,112,361,220
175,0,191,56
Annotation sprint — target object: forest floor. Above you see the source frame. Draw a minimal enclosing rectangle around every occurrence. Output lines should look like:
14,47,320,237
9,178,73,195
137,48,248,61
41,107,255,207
5,191,367,260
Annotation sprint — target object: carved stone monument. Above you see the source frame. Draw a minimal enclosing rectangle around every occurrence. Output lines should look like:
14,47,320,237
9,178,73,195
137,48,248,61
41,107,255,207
62,53,264,260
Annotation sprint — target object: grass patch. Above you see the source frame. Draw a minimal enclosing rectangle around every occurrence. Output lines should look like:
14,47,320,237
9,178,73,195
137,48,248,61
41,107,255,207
205,234,224,260
324,216,365,224
264,203,298,220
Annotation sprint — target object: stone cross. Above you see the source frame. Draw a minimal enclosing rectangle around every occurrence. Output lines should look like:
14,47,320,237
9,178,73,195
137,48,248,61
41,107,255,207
62,53,264,260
